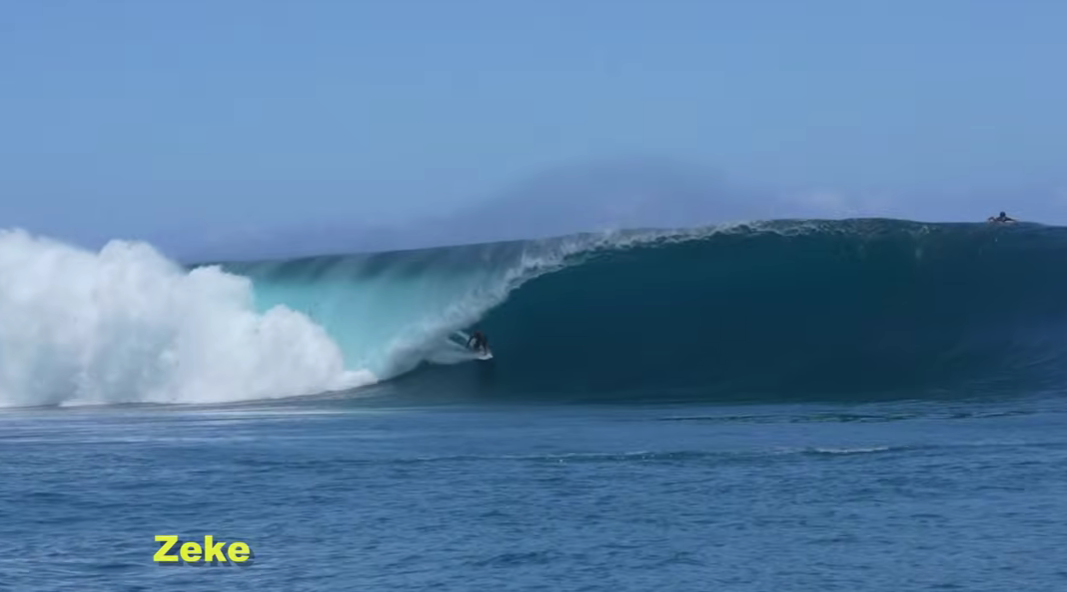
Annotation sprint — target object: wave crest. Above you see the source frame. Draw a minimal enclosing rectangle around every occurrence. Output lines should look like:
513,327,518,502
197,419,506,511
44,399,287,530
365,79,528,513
8,218,1063,407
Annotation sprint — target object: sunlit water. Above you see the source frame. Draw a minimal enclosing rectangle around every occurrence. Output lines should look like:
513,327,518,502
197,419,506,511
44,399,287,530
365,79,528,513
4,392,1067,591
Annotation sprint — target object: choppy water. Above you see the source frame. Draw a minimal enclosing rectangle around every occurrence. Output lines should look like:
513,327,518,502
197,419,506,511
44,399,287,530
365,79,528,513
5,392,1066,591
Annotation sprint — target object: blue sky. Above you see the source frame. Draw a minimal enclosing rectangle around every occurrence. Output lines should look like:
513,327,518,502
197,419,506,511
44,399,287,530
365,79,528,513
2,1,1066,258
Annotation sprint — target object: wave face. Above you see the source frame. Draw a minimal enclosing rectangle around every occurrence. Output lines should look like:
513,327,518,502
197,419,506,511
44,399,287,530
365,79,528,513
451,219,1067,401
3,219,1066,407
230,218,1067,403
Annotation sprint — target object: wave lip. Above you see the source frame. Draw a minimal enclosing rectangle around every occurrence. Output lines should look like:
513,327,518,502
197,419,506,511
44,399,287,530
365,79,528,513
381,219,1067,402
222,227,707,385
6,218,1066,408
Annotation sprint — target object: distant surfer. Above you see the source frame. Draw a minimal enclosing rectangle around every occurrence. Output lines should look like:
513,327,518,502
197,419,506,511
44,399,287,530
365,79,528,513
988,211,1016,223
467,330,489,355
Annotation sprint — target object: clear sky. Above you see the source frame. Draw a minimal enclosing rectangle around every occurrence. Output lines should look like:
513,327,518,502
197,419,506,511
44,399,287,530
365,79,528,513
3,1,1066,258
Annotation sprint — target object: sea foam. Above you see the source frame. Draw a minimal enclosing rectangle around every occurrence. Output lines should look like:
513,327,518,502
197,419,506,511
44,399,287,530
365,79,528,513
0,230,374,407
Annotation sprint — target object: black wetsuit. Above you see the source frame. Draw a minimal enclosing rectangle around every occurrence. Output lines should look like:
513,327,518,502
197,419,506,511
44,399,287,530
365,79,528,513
468,332,488,352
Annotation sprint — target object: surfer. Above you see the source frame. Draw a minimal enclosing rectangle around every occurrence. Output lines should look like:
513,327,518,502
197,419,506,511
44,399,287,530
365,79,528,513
988,211,1016,223
467,330,489,355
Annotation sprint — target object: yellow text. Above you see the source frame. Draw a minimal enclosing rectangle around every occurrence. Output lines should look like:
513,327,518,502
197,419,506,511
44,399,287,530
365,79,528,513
154,535,253,566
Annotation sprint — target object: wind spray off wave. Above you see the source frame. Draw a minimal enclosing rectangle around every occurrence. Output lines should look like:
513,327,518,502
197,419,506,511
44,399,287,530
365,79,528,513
219,231,625,380
0,230,373,407
230,218,1067,404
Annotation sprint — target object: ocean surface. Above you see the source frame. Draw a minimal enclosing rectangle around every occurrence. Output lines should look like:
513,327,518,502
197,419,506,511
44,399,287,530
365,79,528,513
2,218,1067,590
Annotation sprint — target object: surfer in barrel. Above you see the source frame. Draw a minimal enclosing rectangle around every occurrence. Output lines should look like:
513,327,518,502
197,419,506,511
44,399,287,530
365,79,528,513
467,329,489,355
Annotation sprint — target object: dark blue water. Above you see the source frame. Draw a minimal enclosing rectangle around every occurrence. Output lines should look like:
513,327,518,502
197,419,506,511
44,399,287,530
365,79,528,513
226,219,1067,401
5,391,1067,591
6,219,1067,589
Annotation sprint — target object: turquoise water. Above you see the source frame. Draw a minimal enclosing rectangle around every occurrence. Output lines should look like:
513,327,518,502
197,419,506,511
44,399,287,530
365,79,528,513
225,219,1067,401
4,218,1067,589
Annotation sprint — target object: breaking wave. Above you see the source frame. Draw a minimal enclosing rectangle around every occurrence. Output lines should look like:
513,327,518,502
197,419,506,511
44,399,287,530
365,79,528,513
3,218,1065,407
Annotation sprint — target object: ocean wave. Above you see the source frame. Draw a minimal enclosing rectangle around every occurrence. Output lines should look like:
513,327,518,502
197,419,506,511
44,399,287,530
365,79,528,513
0,230,372,407
4,218,1066,407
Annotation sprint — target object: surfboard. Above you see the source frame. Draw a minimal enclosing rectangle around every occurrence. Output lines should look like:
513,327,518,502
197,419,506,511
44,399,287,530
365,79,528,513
449,330,493,360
